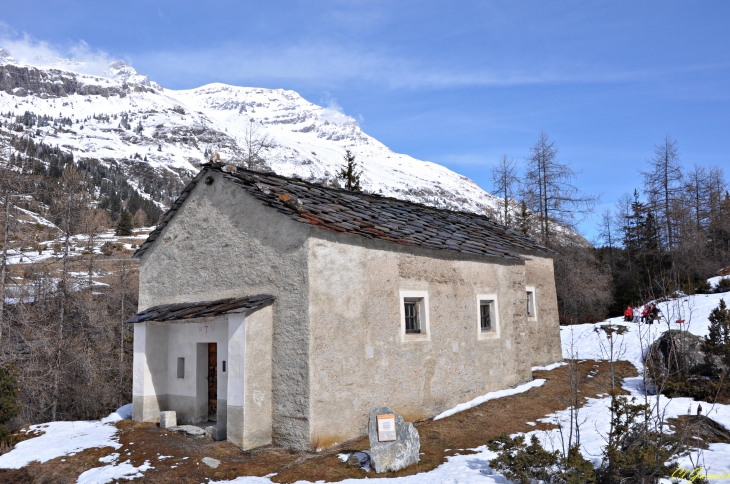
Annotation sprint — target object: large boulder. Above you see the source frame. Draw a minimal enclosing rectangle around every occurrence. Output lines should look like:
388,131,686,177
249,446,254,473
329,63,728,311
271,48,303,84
646,330,727,377
647,330,704,376
368,407,420,473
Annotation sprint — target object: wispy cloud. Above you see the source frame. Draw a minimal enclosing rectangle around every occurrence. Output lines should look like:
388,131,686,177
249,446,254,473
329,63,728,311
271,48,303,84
137,42,656,90
2,28,726,93
0,28,117,77
133,38,730,93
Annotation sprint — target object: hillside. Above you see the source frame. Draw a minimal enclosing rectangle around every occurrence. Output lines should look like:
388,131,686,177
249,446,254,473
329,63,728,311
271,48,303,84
0,55,502,216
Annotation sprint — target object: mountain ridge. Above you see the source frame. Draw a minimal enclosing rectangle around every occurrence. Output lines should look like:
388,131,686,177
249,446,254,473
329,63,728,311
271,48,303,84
0,57,502,217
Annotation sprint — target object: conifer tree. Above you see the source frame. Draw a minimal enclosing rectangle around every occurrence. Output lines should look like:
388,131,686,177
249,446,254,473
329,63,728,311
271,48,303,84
704,299,730,369
0,364,19,445
337,150,362,192
115,210,133,236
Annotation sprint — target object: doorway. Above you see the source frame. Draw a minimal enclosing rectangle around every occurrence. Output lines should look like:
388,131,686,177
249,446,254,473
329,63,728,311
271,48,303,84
208,342,217,421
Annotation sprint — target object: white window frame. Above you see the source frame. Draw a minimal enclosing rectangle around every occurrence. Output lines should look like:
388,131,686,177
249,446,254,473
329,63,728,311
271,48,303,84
476,294,500,340
399,291,430,342
526,286,537,321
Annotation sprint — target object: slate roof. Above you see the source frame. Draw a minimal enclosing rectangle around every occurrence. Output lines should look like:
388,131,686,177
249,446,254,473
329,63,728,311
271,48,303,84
133,164,550,261
127,294,275,323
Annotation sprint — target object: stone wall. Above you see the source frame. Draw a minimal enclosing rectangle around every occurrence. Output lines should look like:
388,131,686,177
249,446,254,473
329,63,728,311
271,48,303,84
306,232,536,448
138,169,312,449
524,255,562,367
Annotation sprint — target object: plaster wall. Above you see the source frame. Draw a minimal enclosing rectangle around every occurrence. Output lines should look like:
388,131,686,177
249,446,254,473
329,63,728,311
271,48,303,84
227,307,273,450
243,305,273,449
524,256,562,367
138,169,312,448
132,317,229,424
307,233,535,447
132,322,169,422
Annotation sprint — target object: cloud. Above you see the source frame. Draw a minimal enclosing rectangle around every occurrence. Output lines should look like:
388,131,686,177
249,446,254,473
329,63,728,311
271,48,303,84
133,40,677,92
318,93,357,126
0,30,117,77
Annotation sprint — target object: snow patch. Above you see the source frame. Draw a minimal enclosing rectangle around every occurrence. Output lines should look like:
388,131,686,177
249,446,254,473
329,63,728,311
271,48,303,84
433,379,546,421
76,459,154,483
531,361,567,371
0,410,123,469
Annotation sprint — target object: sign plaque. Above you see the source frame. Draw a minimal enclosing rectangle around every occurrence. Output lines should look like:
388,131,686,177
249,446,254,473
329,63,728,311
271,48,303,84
376,413,396,442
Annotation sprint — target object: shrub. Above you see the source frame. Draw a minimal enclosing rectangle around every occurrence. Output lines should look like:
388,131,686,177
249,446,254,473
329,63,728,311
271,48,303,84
716,279,730,293
487,433,596,484
695,280,712,294
488,433,559,484
596,396,687,484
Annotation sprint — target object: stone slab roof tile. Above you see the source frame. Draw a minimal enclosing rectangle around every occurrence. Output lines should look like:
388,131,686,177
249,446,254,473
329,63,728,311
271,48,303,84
127,294,275,323
133,164,551,261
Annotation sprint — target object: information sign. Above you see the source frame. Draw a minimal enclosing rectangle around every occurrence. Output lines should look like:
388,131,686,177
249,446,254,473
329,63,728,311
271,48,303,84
377,413,396,442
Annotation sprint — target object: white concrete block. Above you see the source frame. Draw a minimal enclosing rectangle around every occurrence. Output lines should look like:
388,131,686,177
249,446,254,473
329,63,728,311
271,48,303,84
160,411,177,429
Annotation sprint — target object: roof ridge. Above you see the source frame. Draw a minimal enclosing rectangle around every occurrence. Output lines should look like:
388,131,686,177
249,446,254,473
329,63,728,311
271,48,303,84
133,163,551,261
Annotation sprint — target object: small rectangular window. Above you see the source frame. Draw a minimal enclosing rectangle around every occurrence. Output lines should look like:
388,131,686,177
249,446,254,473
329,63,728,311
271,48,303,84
527,290,536,319
400,291,430,342
480,300,493,332
476,294,500,340
404,298,421,334
177,357,185,379
222,361,226,373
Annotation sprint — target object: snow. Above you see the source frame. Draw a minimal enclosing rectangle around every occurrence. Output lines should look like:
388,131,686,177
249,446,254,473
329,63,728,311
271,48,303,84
708,275,730,290
0,404,131,470
532,362,567,371
433,379,546,421
0,61,505,216
76,459,154,484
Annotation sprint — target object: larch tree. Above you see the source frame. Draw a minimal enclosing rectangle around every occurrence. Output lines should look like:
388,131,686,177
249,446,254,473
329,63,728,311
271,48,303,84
491,154,519,227
522,131,598,246
641,135,683,263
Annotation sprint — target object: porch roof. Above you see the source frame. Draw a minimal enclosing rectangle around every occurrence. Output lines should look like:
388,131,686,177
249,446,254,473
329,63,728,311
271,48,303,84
127,294,275,323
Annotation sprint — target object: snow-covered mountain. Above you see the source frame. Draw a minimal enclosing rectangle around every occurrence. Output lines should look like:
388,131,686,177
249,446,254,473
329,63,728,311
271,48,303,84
0,56,501,214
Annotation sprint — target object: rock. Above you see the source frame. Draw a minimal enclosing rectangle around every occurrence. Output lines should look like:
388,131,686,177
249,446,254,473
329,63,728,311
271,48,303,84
368,406,420,473
159,411,177,429
201,457,220,468
646,330,724,378
167,425,206,436
205,425,227,441
347,451,371,470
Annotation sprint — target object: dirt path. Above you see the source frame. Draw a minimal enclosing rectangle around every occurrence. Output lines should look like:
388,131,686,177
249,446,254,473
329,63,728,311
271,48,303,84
0,360,637,484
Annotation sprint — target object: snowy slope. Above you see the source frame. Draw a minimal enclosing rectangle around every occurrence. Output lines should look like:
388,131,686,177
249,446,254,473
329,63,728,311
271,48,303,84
0,57,501,214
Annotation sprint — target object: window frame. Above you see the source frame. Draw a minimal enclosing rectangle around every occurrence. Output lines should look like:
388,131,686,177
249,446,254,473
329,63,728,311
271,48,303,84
526,286,537,321
399,291,430,342
476,294,500,340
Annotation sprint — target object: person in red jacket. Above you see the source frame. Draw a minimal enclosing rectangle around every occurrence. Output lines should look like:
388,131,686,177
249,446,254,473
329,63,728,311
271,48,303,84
624,305,633,322
641,305,649,323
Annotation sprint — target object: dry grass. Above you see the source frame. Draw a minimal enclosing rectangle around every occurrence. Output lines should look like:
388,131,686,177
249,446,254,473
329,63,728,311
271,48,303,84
0,360,637,483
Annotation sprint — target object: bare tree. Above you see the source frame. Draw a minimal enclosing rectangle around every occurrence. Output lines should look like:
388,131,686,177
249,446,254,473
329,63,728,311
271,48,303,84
49,163,88,421
598,209,617,270
491,154,519,227
522,131,599,246
241,119,274,171
641,135,683,263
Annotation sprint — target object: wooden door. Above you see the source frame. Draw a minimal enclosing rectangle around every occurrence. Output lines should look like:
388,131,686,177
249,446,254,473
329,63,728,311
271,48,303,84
208,343,217,421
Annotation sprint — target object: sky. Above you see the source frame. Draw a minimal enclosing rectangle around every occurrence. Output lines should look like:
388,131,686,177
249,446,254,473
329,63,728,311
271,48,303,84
1,1,729,239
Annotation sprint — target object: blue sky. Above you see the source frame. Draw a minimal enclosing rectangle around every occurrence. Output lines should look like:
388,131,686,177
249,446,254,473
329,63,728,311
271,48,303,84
2,1,729,239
